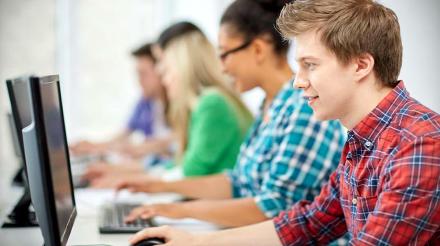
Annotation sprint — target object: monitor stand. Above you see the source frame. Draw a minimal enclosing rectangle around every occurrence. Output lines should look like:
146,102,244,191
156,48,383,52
2,170,38,228
11,166,25,187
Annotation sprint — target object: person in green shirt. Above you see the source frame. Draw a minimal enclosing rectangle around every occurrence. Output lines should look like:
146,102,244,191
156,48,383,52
157,22,253,178
181,88,252,176
83,22,253,186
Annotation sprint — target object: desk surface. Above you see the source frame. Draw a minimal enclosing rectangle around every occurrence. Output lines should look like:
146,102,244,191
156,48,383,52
0,157,220,246
0,188,220,246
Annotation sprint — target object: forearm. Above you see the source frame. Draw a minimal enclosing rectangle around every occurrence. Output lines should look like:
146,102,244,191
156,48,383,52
181,198,268,227
107,131,131,147
196,220,282,246
138,136,173,155
163,174,232,199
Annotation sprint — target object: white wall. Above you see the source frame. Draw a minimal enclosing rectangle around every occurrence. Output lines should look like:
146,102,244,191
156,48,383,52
381,0,440,113
0,0,56,169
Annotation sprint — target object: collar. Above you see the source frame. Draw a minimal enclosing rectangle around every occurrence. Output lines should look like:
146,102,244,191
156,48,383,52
259,79,297,119
348,81,409,150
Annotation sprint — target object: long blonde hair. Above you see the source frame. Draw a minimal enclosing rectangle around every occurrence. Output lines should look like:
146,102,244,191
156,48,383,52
162,30,252,161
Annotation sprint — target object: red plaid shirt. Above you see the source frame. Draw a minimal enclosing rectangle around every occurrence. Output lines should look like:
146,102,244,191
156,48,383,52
274,81,440,245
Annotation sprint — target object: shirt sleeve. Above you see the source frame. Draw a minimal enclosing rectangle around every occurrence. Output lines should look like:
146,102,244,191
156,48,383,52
182,94,240,177
351,137,440,245
226,169,242,198
127,100,142,131
273,166,348,245
273,137,440,245
254,100,344,218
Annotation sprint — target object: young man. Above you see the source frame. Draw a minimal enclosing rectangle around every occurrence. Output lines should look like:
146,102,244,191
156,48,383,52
129,0,440,245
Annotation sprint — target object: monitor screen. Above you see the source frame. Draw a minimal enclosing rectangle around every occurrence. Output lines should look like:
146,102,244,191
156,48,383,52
7,77,33,157
39,78,75,241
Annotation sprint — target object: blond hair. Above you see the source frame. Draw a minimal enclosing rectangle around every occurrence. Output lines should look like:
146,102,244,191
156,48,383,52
162,31,252,160
277,0,402,87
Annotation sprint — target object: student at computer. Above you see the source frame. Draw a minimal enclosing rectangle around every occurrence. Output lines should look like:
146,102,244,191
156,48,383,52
71,43,171,159
155,23,254,177
118,0,345,231
128,0,440,245
89,22,254,185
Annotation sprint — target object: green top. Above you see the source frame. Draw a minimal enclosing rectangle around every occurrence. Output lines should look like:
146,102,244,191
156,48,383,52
181,88,253,177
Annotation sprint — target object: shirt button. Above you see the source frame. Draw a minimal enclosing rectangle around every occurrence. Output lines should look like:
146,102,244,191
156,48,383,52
364,141,373,148
352,198,357,205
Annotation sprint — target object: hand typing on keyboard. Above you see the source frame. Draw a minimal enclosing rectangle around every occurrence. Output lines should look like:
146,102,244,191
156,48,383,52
124,203,186,223
99,203,157,234
114,175,165,193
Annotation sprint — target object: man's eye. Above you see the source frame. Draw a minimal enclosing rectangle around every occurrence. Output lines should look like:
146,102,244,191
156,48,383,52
305,62,316,70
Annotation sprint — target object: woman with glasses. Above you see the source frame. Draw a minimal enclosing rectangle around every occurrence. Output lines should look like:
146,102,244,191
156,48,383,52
119,0,345,229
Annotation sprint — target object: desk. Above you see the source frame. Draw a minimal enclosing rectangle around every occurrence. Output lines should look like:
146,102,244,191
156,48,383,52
0,129,220,246
0,185,220,246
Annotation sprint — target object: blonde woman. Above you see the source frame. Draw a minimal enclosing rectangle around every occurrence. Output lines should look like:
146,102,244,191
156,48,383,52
159,24,253,177
84,22,252,186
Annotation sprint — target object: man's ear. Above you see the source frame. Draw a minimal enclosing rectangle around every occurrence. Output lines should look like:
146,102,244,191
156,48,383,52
354,53,375,81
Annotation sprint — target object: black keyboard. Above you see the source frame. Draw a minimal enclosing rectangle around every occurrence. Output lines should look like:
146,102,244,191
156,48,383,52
98,203,156,234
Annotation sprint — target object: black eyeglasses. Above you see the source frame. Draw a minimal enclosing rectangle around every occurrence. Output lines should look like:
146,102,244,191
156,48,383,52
219,40,252,61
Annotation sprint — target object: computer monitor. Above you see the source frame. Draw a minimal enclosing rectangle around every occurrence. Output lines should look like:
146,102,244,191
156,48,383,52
2,77,38,228
6,77,31,186
22,75,77,246
6,77,33,159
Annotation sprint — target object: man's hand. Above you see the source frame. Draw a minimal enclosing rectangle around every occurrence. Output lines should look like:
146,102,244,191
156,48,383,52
125,203,186,222
115,175,166,193
129,225,202,246
116,142,153,158
70,140,106,155
82,161,114,181
88,173,148,189
82,160,144,182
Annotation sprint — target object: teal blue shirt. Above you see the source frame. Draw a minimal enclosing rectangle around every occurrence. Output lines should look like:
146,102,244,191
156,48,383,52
227,82,346,218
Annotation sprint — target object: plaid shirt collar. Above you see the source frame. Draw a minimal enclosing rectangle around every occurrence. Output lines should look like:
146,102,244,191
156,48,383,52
348,81,408,151
257,80,297,125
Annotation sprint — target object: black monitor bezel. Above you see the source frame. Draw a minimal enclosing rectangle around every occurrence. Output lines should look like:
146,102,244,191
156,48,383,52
28,75,77,246
6,78,29,162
